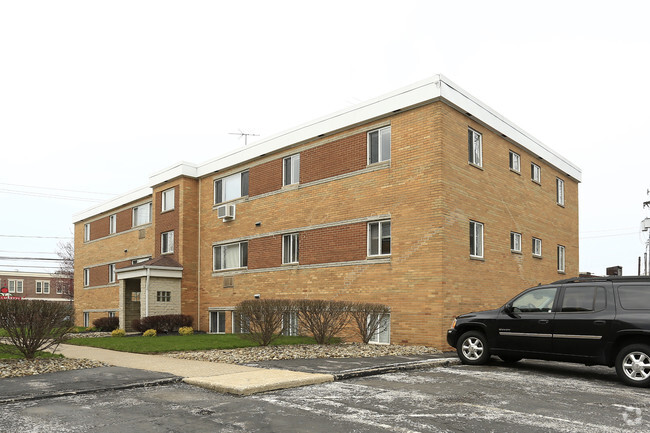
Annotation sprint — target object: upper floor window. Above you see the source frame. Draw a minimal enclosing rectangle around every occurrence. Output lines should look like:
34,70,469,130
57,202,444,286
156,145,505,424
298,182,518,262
468,128,483,167
532,237,542,257
162,187,175,212
213,241,248,271
84,223,91,242
368,220,391,256
509,151,520,173
283,233,299,264
133,202,152,227
556,178,565,206
8,280,23,294
108,264,116,283
283,154,300,186
368,126,391,164
557,245,566,273
161,231,174,254
469,220,484,258
36,280,50,294
109,214,116,235
214,171,249,204
531,163,541,184
510,232,522,253
83,269,90,287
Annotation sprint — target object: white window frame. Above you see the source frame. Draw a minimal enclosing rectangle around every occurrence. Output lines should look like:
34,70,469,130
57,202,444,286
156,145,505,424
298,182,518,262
108,311,116,318
470,220,484,258
368,220,391,257
557,245,566,272
83,312,90,328
109,214,117,235
213,242,248,271
367,126,391,164
210,310,227,334
162,187,175,212
8,279,23,294
84,223,91,242
282,233,299,264
161,231,174,254
83,268,90,287
156,291,171,302
108,264,116,283
369,313,390,344
531,163,541,183
509,151,520,173
532,237,543,257
556,178,565,206
133,202,152,227
282,311,299,336
214,171,249,204
468,128,483,167
36,280,50,294
283,154,300,186
510,232,522,253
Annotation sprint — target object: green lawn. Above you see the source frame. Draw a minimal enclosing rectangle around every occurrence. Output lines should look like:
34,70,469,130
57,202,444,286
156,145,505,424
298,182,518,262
65,334,319,353
0,343,63,360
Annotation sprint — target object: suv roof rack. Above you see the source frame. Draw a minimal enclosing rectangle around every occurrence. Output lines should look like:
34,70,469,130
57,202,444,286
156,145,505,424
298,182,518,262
551,276,650,285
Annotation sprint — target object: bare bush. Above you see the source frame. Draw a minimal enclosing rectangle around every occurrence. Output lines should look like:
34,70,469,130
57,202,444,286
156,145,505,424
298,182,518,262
131,314,193,333
234,299,291,346
0,299,74,359
349,302,390,344
92,316,119,332
295,299,350,345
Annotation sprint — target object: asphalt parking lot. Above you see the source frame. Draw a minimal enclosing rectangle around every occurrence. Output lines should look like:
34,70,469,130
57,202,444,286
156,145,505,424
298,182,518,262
2,359,650,432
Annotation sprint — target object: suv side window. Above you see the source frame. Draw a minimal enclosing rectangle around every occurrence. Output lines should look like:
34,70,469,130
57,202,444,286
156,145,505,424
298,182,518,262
618,285,650,310
561,286,606,312
512,287,557,313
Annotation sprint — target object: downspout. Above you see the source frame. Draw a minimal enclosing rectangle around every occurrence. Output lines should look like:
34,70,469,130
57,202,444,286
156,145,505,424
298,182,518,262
145,267,151,317
197,180,202,330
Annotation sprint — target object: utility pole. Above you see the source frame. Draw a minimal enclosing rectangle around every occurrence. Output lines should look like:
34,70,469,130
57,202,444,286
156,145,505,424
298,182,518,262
643,190,650,275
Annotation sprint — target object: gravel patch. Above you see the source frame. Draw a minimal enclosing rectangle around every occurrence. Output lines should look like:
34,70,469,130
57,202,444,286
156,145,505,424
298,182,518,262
0,358,107,379
165,343,442,364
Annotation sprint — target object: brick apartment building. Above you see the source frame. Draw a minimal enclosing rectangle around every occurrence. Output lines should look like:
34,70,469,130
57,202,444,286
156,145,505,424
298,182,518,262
0,271,72,301
73,75,581,346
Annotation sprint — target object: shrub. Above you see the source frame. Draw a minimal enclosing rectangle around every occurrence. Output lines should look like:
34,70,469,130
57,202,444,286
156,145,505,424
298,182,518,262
132,314,193,333
234,299,292,346
0,299,75,359
348,302,391,344
143,329,157,337
93,316,119,332
111,329,126,337
295,299,350,345
178,326,193,336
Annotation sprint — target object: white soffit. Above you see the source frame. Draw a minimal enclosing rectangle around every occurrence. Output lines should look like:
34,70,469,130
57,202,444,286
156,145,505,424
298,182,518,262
73,185,152,223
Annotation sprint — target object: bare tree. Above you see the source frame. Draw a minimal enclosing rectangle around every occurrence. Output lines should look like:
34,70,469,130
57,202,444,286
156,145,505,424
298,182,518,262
349,302,390,344
234,299,290,346
52,240,74,300
295,299,350,345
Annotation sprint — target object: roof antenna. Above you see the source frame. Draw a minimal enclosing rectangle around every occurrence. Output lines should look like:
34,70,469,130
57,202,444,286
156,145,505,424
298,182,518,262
229,130,260,146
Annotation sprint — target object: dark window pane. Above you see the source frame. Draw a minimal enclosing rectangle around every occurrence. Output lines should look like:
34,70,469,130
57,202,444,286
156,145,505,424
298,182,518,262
369,223,379,255
284,158,292,185
241,171,249,196
561,287,596,312
594,287,607,311
218,311,226,332
369,131,379,164
468,130,473,163
380,128,391,161
214,246,221,270
215,180,223,204
619,286,650,310
240,242,248,267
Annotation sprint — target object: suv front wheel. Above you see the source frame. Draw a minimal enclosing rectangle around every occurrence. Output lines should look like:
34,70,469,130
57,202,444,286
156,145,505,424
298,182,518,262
615,344,650,387
457,330,490,365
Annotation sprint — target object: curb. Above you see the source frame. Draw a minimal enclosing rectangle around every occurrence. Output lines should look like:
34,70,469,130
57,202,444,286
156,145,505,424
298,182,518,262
0,377,182,404
333,357,461,381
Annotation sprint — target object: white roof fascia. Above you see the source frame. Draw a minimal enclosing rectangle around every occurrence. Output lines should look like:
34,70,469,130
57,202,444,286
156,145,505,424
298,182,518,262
73,185,152,223
116,266,183,280
149,161,199,187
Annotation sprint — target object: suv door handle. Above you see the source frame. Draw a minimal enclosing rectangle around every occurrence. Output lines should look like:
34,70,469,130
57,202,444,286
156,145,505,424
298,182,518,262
538,319,549,324
594,320,606,325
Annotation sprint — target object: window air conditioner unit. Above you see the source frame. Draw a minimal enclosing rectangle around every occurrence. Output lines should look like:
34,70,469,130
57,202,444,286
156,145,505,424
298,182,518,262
217,204,235,220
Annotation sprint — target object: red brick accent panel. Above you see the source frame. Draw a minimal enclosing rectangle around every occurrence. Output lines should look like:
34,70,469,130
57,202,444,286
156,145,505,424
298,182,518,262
299,222,367,265
301,132,367,184
88,207,134,241
248,236,282,269
115,207,133,233
155,186,179,260
249,158,283,196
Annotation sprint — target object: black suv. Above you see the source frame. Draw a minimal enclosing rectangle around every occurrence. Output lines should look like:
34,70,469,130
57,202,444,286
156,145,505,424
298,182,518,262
447,276,650,387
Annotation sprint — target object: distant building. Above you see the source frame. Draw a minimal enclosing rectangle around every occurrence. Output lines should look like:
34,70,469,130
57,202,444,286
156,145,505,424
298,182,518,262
73,75,581,346
0,271,72,301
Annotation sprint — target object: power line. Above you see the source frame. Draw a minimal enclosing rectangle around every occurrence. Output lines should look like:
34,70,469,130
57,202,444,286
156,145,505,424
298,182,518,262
0,250,58,255
0,257,64,262
0,182,117,196
0,188,106,203
0,234,72,240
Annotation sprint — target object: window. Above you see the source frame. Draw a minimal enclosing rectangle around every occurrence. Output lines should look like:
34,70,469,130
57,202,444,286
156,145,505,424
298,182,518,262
132,257,150,265
369,314,390,344
531,163,541,183
469,220,484,258
510,232,522,253
282,311,299,336
161,231,174,254
131,291,141,302
8,280,23,294
561,286,606,312
283,154,300,186
56,285,63,294
557,245,566,272
109,214,116,234
213,242,248,270
108,311,116,318
83,269,90,287
36,281,50,294
156,291,171,302
214,171,249,204
368,126,391,164
619,285,650,310
532,237,542,257
133,202,152,226
83,312,89,328
232,312,250,333
368,220,391,256
509,151,520,173
162,187,175,212
556,178,565,206
210,311,227,333
108,264,116,283
512,288,557,313
282,233,299,264
468,128,483,167
84,223,91,242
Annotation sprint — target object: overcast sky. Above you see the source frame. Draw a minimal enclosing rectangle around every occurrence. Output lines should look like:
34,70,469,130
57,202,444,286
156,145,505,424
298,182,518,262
1,0,649,277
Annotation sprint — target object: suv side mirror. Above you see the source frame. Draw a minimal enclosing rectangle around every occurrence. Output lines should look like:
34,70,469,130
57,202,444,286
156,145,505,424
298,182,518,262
503,303,518,318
